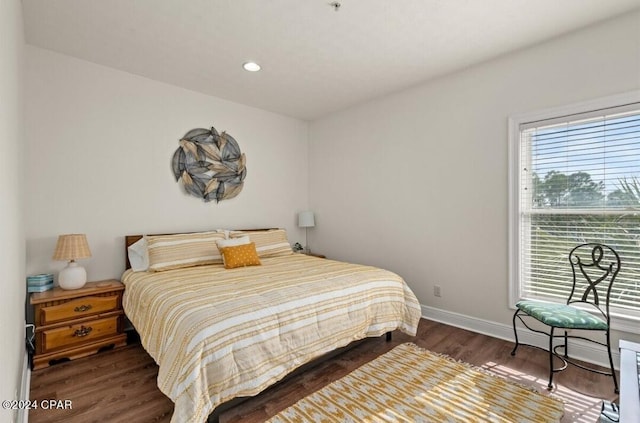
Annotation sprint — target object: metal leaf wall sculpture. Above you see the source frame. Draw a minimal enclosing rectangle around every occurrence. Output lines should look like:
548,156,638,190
172,126,247,203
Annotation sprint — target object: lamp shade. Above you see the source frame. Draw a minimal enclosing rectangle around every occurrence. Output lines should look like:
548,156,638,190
52,234,92,261
298,211,315,228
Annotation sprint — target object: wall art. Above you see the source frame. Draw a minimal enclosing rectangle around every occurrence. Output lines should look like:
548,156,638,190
172,125,247,203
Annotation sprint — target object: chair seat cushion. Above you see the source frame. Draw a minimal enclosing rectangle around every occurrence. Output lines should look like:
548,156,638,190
516,300,608,330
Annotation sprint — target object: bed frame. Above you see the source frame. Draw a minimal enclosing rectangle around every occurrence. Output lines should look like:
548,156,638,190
122,230,392,422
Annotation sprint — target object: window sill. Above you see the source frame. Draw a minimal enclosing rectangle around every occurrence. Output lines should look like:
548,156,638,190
610,312,640,334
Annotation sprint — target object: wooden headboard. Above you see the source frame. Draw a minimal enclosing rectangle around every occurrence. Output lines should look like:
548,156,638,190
124,229,277,269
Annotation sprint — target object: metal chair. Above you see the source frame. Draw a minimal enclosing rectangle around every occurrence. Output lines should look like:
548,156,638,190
511,243,620,393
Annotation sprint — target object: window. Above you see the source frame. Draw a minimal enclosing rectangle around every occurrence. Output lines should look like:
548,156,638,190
509,92,640,331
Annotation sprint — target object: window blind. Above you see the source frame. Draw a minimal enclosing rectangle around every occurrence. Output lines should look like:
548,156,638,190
518,103,640,317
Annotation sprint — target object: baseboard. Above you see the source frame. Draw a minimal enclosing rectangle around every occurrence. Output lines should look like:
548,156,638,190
421,305,620,370
17,351,30,423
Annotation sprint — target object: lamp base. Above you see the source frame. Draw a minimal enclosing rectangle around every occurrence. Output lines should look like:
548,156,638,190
58,262,87,290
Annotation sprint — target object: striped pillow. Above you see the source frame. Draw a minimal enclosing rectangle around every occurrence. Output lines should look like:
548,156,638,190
230,229,293,258
146,231,226,272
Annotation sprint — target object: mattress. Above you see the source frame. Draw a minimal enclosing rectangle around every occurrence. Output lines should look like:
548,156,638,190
122,254,421,423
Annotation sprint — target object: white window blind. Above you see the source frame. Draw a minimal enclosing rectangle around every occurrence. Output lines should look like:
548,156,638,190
517,102,640,319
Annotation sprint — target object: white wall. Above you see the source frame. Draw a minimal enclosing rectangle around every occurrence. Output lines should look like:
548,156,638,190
0,0,26,420
25,47,309,282
309,11,640,343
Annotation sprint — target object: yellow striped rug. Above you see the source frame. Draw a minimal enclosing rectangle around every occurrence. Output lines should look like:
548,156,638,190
268,343,564,423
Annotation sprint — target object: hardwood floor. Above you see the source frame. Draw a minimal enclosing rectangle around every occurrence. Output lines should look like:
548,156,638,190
29,319,619,422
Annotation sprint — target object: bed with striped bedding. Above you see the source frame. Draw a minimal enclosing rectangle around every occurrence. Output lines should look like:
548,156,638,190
122,253,421,423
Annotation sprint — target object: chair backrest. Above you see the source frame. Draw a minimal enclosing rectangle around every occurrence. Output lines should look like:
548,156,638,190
568,243,620,322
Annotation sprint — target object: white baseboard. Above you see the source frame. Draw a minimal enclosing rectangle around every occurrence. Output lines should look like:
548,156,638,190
421,304,620,370
16,351,30,423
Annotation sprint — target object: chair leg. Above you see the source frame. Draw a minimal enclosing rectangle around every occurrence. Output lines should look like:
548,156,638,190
606,329,619,394
547,327,555,390
510,310,520,356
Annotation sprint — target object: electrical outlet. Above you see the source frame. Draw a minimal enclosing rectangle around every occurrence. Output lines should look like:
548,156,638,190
434,285,441,297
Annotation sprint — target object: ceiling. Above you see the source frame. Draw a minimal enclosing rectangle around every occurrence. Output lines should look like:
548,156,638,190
22,0,640,120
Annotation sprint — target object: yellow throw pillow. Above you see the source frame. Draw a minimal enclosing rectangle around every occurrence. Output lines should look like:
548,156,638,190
220,243,261,269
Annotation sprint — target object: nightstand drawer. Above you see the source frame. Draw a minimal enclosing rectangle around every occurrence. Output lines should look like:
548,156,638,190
40,294,120,325
40,315,121,353
31,280,126,369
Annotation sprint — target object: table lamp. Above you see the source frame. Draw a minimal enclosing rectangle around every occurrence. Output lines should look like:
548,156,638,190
298,211,315,253
52,234,92,290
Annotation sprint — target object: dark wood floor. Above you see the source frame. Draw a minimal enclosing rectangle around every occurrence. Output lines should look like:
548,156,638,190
29,319,619,423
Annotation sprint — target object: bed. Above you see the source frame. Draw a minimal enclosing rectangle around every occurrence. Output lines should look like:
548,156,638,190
121,229,421,423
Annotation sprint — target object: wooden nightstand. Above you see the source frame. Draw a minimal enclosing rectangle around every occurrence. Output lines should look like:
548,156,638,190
30,279,127,370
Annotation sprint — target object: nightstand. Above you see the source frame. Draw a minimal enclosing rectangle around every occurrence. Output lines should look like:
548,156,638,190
30,279,127,370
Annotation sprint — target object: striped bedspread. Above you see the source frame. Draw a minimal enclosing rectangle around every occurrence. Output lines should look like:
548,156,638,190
122,254,421,423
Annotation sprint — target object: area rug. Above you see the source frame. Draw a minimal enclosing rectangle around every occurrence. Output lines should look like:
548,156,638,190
267,343,564,423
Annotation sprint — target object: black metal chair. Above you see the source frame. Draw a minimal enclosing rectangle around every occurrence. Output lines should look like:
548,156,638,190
511,243,620,393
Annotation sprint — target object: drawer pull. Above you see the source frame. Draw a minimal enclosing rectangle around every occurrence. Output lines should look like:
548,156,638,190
73,326,93,337
74,304,93,312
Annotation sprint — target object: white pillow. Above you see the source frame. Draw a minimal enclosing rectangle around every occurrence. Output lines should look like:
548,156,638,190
127,237,149,272
215,236,250,249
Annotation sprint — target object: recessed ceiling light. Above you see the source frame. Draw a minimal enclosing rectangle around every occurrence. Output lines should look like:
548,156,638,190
243,62,261,72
